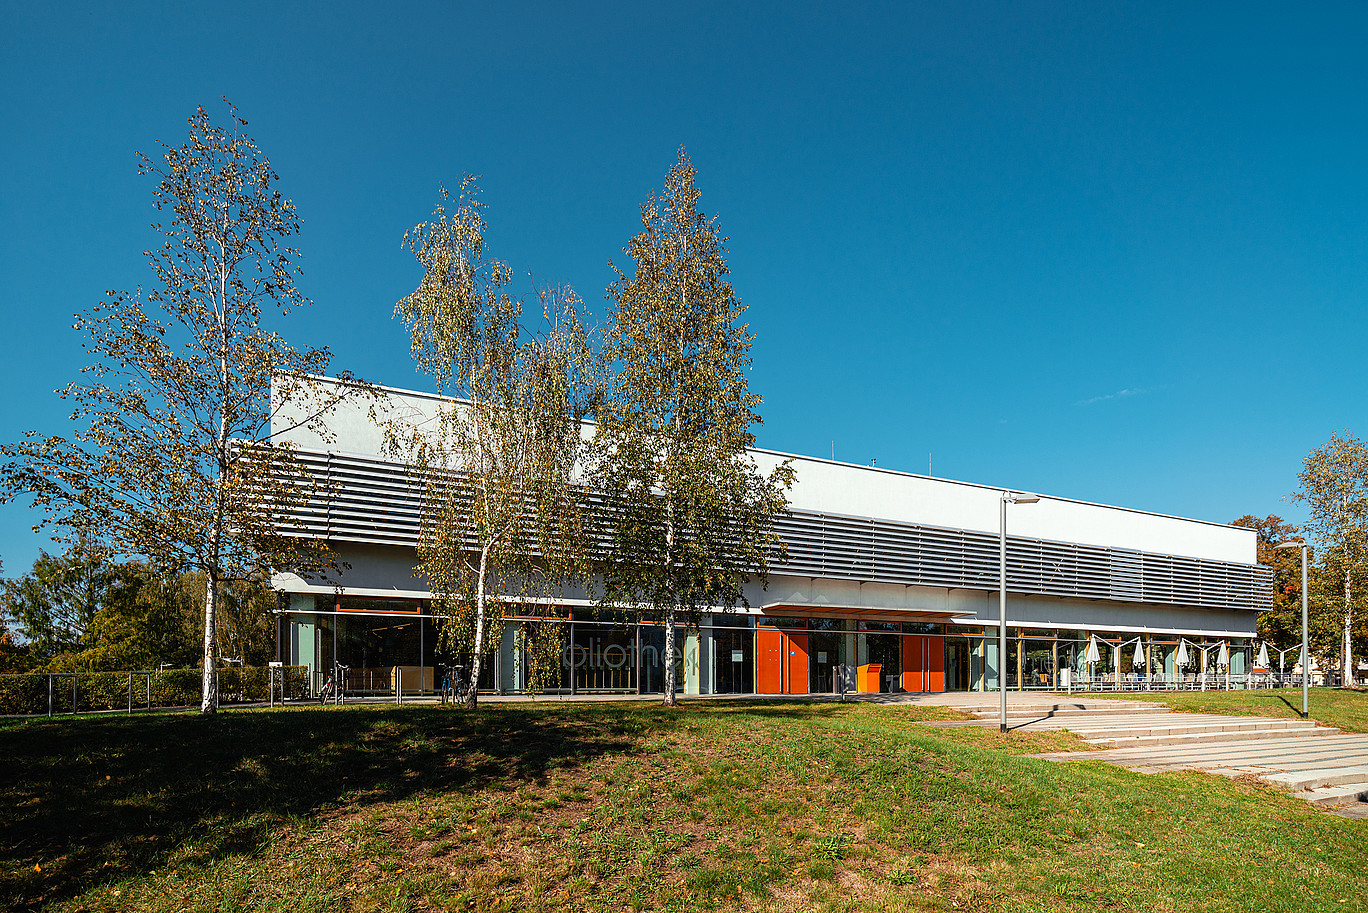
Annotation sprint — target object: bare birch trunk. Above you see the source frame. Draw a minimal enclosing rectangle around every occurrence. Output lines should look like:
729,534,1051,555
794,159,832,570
661,599,678,705
201,258,229,714
658,245,687,709
1345,569,1354,688
201,571,218,712
661,496,679,706
465,545,490,709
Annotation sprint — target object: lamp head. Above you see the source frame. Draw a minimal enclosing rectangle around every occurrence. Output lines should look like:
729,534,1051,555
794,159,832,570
1005,492,1041,504
1274,540,1306,550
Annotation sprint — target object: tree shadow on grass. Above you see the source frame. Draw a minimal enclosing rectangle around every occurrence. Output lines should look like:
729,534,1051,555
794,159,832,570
1274,694,1303,714
705,699,953,723
0,703,643,911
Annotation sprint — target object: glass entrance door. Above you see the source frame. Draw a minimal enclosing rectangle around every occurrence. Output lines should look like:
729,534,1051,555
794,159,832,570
946,638,971,691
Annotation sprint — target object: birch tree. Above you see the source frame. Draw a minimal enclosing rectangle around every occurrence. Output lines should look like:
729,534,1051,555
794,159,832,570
0,102,364,711
590,149,793,707
392,182,595,708
1296,431,1368,687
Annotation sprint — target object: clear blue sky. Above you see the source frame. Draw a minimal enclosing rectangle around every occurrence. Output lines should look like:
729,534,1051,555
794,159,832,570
2,1,1365,573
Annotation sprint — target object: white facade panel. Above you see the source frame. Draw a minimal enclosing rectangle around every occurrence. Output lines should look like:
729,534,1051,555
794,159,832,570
273,376,1257,568
751,451,1254,565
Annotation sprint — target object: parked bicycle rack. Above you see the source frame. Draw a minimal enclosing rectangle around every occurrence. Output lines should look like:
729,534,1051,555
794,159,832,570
127,671,153,714
47,673,77,717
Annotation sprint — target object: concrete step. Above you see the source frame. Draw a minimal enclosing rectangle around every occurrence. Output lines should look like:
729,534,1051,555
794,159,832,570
960,703,1170,717
1078,716,1324,733
1086,726,1338,750
1265,765,1368,793
1088,733,1366,767
957,706,1171,722
1047,719,1324,740
1293,783,1368,808
1006,707,1171,718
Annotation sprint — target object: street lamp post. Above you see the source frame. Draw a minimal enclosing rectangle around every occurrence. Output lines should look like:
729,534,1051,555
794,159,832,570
1274,539,1310,719
1000,492,1041,733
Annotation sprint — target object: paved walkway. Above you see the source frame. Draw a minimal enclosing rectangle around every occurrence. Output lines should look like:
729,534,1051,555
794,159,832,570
935,693,1368,817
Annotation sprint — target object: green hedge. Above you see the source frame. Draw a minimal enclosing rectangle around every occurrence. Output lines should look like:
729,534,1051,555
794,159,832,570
0,666,310,715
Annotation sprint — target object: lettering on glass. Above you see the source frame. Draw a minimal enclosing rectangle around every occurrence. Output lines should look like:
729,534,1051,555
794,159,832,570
561,638,660,670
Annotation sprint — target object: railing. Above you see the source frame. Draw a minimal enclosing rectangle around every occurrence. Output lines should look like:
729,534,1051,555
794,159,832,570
1057,672,1309,693
0,666,310,716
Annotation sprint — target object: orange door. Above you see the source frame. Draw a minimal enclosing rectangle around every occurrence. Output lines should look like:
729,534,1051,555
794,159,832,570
903,635,925,692
756,627,784,694
901,636,946,693
785,633,809,693
925,636,946,692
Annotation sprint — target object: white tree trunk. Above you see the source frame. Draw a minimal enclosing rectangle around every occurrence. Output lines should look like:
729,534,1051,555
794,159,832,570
202,271,229,715
1345,569,1355,687
465,545,491,709
200,573,218,712
661,600,678,706
661,490,679,707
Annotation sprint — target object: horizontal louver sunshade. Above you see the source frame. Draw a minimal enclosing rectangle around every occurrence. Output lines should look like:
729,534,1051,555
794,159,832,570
279,448,1272,612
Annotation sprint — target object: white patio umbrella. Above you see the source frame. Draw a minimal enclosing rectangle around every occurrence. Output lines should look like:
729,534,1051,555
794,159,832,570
1113,644,1123,670
1256,642,1270,668
1132,640,1145,669
1218,642,1230,668
1085,636,1101,664
1175,640,1190,666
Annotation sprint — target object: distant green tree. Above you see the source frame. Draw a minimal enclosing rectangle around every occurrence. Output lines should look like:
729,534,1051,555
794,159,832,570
5,541,116,664
0,558,33,672
1295,432,1368,686
1232,515,1303,651
44,563,190,672
589,149,792,706
5,550,274,673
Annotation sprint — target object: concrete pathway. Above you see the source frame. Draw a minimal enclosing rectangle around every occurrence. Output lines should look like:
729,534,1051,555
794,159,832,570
939,694,1368,817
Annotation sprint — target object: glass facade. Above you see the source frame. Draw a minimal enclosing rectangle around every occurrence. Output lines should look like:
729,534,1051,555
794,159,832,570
282,602,1253,697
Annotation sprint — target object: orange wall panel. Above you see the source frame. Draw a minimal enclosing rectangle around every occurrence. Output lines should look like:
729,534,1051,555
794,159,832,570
756,628,784,694
903,636,924,693
786,633,809,693
926,635,945,692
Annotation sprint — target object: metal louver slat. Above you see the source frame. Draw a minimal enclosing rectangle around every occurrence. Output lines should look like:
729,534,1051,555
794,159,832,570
274,446,1272,612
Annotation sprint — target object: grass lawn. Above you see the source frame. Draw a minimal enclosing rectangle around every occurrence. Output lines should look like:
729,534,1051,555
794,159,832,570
1104,687,1368,733
2,700,1365,912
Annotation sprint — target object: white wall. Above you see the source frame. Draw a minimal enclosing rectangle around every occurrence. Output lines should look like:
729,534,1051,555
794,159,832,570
751,451,1255,564
272,375,445,458
274,376,1257,567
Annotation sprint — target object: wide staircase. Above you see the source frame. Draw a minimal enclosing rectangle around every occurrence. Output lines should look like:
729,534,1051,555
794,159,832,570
949,697,1368,817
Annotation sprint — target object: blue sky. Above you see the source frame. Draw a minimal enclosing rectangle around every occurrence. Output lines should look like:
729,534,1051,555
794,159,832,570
2,1,1365,572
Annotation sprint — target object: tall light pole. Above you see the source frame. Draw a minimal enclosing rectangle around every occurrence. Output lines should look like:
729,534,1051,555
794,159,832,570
1275,539,1310,719
1000,492,1041,733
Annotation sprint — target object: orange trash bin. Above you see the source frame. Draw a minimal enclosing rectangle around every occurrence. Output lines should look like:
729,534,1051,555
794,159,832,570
857,663,882,693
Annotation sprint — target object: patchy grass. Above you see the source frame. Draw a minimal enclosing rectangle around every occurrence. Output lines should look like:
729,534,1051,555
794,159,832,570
1105,687,1368,733
2,700,1365,912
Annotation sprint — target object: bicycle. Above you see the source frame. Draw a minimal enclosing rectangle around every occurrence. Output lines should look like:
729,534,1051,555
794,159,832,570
318,662,350,705
439,664,466,705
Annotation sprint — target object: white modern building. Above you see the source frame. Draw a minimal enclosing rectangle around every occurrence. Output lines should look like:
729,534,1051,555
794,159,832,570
272,377,1271,697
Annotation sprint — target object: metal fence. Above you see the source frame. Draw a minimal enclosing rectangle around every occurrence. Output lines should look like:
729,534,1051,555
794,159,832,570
1060,672,1312,693
0,665,310,716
